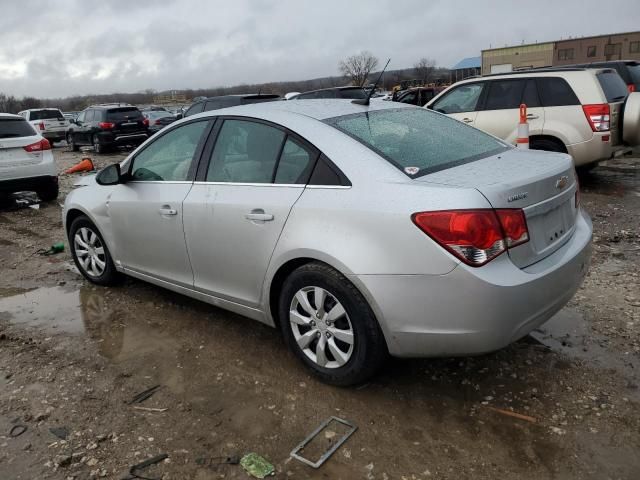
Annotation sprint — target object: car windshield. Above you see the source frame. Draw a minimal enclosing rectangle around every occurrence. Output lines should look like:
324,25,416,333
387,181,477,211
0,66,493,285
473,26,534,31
29,110,64,120
597,71,629,102
324,108,509,177
106,108,143,121
0,118,36,138
628,63,640,87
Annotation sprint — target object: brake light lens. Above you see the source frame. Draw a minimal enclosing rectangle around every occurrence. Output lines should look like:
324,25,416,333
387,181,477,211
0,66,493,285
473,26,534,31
629,84,636,93
155,119,162,125
143,118,150,126
98,122,115,129
582,104,610,132
23,139,51,152
412,209,529,267
38,121,45,130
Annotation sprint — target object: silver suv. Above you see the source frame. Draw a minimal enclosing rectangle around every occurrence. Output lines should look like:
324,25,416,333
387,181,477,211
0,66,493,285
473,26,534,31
426,68,640,167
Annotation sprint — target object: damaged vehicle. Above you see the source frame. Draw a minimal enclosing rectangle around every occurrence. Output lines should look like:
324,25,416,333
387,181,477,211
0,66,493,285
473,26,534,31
63,100,592,385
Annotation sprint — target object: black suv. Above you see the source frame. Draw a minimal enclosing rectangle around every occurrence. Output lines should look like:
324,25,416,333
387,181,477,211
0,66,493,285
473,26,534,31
290,86,366,100
558,60,640,92
67,104,149,153
183,94,280,118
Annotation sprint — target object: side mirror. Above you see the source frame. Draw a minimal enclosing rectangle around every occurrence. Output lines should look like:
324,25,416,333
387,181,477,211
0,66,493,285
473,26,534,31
96,163,122,186
175,113,183,120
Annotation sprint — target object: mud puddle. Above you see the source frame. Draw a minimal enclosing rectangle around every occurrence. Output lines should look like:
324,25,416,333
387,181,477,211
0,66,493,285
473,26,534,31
579,158,640,197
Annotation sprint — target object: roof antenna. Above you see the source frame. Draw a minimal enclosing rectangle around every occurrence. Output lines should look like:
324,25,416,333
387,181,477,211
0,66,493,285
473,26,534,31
352,58,391,106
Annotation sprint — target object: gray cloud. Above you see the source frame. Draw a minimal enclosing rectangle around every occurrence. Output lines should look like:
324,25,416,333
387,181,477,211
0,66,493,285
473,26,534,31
0,0,638,98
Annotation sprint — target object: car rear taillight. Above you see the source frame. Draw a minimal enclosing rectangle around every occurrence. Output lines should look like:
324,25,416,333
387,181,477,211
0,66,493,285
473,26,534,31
143,118,150,126
98,122,115,129
629,84,636,93
38,121,45,130
155,119,162,125
23,139,51,152
412,209,529,267
582,104,610,132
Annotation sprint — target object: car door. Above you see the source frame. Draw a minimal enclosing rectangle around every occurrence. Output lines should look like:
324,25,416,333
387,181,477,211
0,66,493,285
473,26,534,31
183,118,317,307
107,119,212,286
71,111,86,144
428,82,485,126
474,78,545,144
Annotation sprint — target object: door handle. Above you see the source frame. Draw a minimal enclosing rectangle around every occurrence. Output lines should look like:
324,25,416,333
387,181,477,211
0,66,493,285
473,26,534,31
462,118,473,123
159,205,177,216
245,209,274,222
526,114,539,119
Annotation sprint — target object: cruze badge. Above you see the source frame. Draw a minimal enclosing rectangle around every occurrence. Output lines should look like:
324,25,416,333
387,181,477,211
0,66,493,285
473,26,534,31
555,175,569,189
507,192,528,202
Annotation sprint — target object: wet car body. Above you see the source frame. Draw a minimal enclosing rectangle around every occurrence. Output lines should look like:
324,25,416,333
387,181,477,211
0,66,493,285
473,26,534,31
63,100,592,384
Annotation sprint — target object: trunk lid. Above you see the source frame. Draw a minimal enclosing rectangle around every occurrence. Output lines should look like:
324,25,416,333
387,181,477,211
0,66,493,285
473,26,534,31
0,135,44,172
415,148,579,268
107,108,146,134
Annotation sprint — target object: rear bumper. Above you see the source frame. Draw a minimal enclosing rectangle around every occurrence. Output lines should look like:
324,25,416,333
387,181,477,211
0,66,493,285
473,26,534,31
352,208,593,358
0,175,58,194
42,132,67,141
567,133,631,166
97,132,148,146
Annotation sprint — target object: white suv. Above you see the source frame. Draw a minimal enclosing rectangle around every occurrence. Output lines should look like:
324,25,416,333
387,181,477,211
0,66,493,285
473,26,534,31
426,68,640,167
0,113,58,201
18,108,70,146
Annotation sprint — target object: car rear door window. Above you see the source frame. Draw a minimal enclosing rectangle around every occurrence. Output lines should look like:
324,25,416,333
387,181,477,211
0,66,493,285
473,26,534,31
521,79,541,108
536,78,580,106
85,110,95,122
596,71,629,102
0,118,35,138
131,121,209,182
431,83,484,114
483,80,527,110
185,103,205,117
206,120,285,183
274,137,317,184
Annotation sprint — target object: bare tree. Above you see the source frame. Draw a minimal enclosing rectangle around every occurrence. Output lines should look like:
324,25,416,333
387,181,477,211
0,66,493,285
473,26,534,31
413,57,437,83
339,51,379,87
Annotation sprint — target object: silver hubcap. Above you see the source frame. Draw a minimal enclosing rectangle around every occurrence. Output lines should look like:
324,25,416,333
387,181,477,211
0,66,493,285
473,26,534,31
289,286,354,369
74,227,106,277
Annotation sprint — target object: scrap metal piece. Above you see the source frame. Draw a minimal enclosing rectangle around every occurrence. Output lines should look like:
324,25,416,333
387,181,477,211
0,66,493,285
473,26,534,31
127,385,161,405
290,416,357,469
123,453,169,480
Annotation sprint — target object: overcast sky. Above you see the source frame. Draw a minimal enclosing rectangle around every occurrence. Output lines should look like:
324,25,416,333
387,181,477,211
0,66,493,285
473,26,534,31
0,0,638,98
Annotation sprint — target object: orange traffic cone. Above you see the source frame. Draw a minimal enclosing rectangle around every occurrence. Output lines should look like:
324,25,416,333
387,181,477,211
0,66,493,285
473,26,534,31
65,157,95,174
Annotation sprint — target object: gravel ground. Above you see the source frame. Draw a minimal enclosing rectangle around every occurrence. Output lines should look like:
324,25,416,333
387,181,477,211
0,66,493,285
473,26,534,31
0,145,638,479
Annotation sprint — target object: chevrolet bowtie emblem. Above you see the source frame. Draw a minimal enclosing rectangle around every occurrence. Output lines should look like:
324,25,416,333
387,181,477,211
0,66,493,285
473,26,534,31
555,175,569,189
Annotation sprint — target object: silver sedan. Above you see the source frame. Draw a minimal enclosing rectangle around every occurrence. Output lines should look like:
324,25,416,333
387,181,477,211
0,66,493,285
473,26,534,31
63,100,592,385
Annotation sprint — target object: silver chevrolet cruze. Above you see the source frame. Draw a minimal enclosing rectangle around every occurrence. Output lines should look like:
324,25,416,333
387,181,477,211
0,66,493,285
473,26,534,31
63,100,592,385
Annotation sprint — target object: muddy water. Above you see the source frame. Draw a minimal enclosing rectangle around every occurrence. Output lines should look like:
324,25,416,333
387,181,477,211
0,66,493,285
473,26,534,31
579,157,640,197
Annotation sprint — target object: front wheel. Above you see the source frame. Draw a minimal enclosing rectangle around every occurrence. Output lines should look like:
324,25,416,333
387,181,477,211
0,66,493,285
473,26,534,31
279,262,387,386
69,216,121,286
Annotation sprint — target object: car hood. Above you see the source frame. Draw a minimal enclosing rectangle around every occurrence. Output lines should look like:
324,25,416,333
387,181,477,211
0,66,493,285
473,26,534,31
73,173,97,187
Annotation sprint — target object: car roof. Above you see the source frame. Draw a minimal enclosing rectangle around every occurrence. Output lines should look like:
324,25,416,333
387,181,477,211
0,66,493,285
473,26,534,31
0,113,24,119
20,108,61,112
192,98,413,122
197,94,280,103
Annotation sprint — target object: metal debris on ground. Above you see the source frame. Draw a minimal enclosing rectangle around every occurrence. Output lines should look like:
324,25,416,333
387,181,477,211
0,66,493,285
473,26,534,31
195,455,240,468
9,425,27,437
49,426,69,439
132,406,168,413
123,453,169,480
486,406,537,423
290,416,358,469
127,384,161,404
0,192,39,211
239,452,275,478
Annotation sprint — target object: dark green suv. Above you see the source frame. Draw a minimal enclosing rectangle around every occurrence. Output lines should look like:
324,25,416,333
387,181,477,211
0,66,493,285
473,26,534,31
67,104,149,153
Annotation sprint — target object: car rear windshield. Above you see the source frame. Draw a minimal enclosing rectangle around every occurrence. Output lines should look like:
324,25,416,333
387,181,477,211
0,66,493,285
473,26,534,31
29,109,64,120
324,108,509,178
596,71,629,102
106,108,143,121
0,118,36,138
337,88,367,99
627,63,640,87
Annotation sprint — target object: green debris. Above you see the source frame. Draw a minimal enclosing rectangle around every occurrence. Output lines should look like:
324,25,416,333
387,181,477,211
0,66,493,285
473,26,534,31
240,453,274,478
36,242,65,256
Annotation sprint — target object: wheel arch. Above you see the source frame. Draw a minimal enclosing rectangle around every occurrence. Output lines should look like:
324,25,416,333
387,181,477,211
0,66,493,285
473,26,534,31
529,134,568,152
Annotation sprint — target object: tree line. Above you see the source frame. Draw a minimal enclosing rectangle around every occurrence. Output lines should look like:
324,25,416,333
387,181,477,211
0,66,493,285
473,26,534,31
0,54,450,113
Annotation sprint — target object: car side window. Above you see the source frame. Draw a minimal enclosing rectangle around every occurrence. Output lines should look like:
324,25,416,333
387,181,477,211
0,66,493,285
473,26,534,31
398,92,418,105
536,78,580,106
85,110,94,122
308,155,350,186
206,120,285,183
522,80,541,108
130,121,208,182
274,137,317,184
76,112,85,123
185,102,204,117
432,83,484,114
483,80,526,110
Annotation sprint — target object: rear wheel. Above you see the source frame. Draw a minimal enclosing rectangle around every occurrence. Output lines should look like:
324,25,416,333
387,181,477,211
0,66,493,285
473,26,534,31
530,137,566,153
37,180,59,202
69,216,121,286
279,262,387,386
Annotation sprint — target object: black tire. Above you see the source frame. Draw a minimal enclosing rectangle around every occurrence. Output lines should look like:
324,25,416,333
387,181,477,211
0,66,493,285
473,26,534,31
48,139,56,148
68,133,79,152
37,180,59,202
93,135,104,154
530,137,566,153
278,262,387,386
69,216,121,286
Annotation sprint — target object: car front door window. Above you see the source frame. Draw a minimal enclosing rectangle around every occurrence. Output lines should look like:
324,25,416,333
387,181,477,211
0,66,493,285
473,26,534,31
432,84,484,114
131,121,209,182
